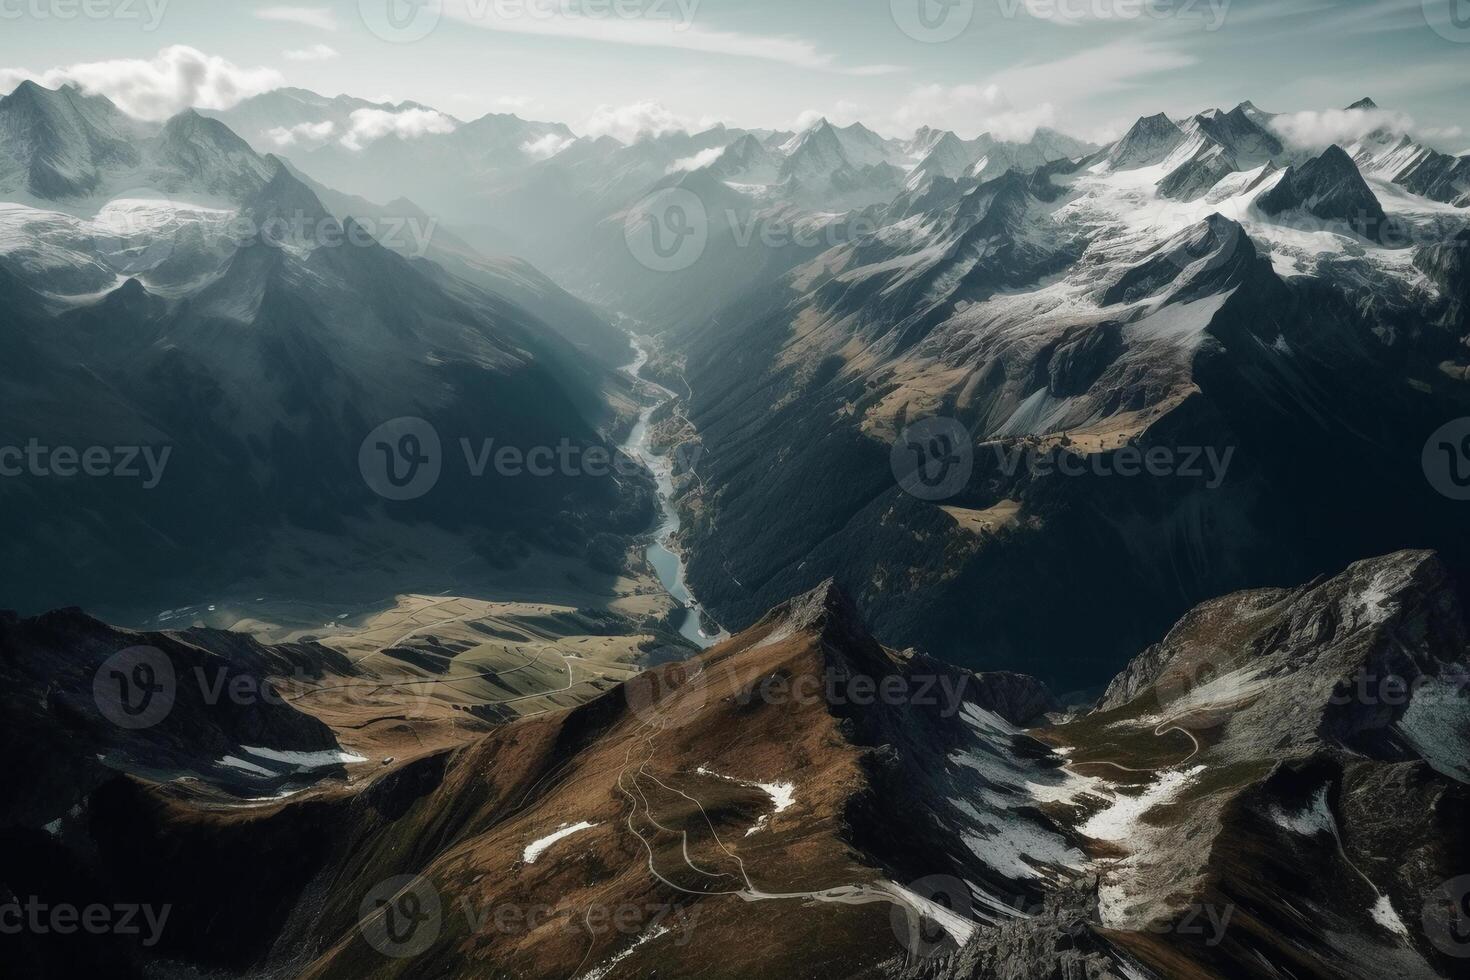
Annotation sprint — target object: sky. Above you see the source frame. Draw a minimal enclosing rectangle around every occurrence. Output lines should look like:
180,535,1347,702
0,0,1467,149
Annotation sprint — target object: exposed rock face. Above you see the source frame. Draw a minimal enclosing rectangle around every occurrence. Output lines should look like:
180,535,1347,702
895,879,1120,980
7,555,1466,978
153,109,277,197
1415,227,1470,308
0,80,141,197
668,99,1468,695
967,671,1062,727
1052,550,1469,979
0,608,355,829
0,90,644,619
1107,112,1185,169
1256,143,1390,240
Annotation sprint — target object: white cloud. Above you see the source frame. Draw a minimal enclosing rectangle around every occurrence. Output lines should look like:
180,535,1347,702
521,132,576,160
667,146,724,173
793,100,866,131
440,0,899,75
267,120,337,147
893,84,1056,142
1419,125,1464,143
256,5,337,30
1011,0,1231,30
983,105,1059,142
1269,107,1414,149
340,107,457,150
496,95,536,110
0,46,282,121
283,44,339,62
584,101,687,143
989,39,1196,104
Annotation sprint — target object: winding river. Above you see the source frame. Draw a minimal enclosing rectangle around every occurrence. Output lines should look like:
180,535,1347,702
619,339,725,649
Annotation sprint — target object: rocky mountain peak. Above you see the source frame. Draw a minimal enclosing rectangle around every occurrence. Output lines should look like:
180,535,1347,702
1107,112,1186,168
153,108,275,198
1257,142,1389,240
763,577,866,638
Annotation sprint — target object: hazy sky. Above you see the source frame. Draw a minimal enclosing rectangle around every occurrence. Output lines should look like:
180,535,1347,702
2,0,1467,148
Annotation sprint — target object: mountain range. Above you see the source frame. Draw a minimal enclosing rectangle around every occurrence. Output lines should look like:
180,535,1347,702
0,80,643,621
3,550,1466,977
3,77,1470,979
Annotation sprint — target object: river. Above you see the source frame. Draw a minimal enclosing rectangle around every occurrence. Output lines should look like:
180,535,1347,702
619,338,726,649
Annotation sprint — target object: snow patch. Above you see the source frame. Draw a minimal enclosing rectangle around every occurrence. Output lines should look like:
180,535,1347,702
1080,766,1205,842
576,924,670,980
1267,785,1334,837
523,821,598,864
1351,567,1403,627
1397,677,1470,783
242,746,367,769
219,755,275,777
880,880,978,948
695,765,795,836
1370,894,1410,938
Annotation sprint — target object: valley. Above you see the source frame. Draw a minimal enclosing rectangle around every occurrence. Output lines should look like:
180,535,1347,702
2,47,1469,980
617,336,726,649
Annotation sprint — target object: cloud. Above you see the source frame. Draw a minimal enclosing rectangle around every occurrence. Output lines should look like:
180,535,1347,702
0,46,282,121
1268,107,1414,149
668,146,724,173
341,107,457,150
583,101,687,143
440,0,899,75
267,120,337,147
255,5,337,30
521,132,576,160
496,95,536,110
1009,0,1231,30
1418,125,1464,143
283,44,339,62
794,100,866,131
989,39,1196,104
892,84,1057,142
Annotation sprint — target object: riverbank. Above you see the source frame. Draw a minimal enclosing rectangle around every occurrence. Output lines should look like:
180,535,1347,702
619,337,726,649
